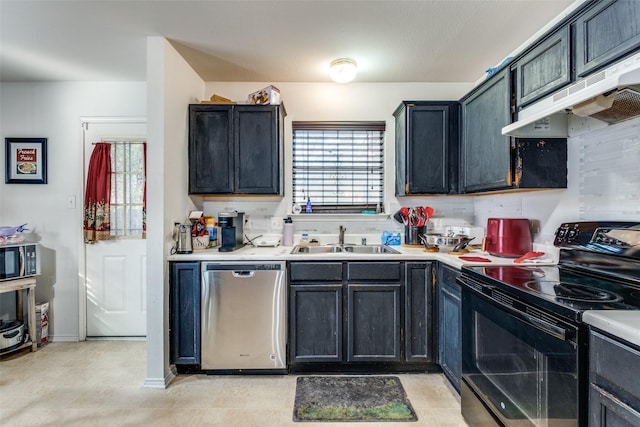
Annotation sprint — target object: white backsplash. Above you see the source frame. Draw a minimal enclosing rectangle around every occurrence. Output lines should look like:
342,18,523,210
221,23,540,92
201,196,475,239
575,118,640,220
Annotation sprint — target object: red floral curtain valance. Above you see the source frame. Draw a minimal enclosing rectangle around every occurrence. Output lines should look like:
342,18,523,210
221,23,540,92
84,143,111,243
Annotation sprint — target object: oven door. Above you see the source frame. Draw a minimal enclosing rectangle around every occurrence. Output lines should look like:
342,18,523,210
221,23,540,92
461,278,581,426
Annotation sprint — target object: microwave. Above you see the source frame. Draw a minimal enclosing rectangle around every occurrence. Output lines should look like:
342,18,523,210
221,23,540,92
0,243,40,281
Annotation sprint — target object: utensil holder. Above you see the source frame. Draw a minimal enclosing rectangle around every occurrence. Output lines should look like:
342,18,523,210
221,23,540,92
404,225,426,245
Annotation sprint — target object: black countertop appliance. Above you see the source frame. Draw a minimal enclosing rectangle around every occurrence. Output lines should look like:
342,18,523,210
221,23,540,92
218,211,244,252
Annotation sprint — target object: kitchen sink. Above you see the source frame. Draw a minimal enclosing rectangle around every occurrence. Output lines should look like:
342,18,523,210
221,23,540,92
293,245,343,254
291,244,399,254
343,245,399,254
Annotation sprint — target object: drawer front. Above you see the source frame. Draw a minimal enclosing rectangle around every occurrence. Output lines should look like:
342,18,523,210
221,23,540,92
590,331,640,400
347,262,402,281
289,262,343,282
439,263,461,288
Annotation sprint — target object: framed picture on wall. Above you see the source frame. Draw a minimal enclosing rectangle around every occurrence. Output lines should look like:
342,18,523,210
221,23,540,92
5,137,48,184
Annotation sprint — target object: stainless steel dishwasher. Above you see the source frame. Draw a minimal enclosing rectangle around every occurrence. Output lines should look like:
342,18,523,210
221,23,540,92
201,261,287,372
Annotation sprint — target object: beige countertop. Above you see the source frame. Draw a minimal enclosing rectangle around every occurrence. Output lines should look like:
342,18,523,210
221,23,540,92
582,310,640,348
168,242,557,270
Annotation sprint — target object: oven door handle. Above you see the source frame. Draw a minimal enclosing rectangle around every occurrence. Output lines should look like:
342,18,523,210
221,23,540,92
520,311,570,341
473,283,573,342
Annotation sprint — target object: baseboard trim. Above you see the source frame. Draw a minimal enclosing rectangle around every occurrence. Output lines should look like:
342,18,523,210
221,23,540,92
143,368,176,389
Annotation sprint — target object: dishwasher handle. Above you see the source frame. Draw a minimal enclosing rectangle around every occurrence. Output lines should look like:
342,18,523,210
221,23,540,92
232,270,256,278
202,262,284,272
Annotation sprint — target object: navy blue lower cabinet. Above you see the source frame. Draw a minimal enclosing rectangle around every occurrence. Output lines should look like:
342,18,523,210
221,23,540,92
437,263,461,392
289,284,343,363
169,262,201,366
405,262,435,363
347,283,402,362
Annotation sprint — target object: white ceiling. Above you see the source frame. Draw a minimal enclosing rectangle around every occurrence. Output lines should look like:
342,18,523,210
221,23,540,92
1,0,580,83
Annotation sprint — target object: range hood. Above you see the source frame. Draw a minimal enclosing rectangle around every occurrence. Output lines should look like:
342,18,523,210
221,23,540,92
503,51,640,137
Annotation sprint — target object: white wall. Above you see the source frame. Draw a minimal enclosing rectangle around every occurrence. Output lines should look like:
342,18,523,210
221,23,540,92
0,82,146,340
145,37,205,387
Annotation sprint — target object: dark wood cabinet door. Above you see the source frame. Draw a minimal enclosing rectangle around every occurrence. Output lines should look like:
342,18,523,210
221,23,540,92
188,105,233,194
234,105,282,194
169,262,201,365
514,138,567,189
289,284,343,363
405,262,434,362
575,0,640,77
347,283,402,362
395,101,459,195
516,26,570,107
461,68,511,193
589,383,640,427
437,263,461,392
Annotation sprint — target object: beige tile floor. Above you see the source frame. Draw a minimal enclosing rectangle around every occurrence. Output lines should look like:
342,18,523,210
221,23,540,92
0,341,468,427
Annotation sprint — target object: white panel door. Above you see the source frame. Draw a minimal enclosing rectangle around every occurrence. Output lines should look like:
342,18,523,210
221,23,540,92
83,120,147,337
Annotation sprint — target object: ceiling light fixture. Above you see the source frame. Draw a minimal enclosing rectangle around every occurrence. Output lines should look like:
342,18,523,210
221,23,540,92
329,58,358,83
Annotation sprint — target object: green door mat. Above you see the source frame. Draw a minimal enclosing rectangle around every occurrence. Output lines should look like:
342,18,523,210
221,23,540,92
293,376,418,422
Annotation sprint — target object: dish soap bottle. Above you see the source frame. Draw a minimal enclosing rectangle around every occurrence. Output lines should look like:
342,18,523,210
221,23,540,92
305,197,312,213
283,217,294,246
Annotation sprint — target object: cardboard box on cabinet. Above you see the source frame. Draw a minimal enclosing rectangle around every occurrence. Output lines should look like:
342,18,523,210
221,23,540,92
247,85,280,105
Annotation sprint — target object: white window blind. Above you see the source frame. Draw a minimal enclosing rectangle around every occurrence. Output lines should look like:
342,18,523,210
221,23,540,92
292,121,385,213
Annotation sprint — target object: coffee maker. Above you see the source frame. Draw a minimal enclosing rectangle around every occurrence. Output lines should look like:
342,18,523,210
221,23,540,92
218,211,244,252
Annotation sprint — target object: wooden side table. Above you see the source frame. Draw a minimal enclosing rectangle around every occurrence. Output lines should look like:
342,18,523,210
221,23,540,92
0,277,37,353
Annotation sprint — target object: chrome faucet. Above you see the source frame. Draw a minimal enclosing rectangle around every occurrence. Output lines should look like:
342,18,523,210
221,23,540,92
339,225,346,245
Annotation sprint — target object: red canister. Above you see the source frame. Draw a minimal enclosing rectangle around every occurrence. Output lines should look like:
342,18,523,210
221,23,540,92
485,218,533,257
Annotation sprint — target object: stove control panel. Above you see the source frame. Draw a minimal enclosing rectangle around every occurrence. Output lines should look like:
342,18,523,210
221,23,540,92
555,221,640,257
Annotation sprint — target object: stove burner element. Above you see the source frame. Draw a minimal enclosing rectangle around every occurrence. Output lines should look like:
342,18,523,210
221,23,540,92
525,281,622,303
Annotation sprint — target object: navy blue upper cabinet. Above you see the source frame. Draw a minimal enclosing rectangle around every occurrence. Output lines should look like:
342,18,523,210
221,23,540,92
394,101,459,195
460,68,511,193
234,105,284,194
575,0,640,77
189,104,285,195
189,105,233,193
515,26,571,108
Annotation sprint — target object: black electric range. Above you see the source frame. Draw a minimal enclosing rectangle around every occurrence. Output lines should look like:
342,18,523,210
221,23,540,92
463,221,640,322
458,221,640,427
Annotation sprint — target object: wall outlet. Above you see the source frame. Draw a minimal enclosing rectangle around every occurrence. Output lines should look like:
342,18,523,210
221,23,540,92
271,216,284,230
244,215,251,230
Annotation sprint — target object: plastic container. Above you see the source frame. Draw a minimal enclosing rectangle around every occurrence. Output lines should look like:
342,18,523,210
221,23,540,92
381,231,401,246
205,217,217,248
283,217,294,246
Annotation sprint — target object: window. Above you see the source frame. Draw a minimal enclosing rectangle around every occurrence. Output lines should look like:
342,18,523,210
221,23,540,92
109,141,146,237
292,121,385,213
